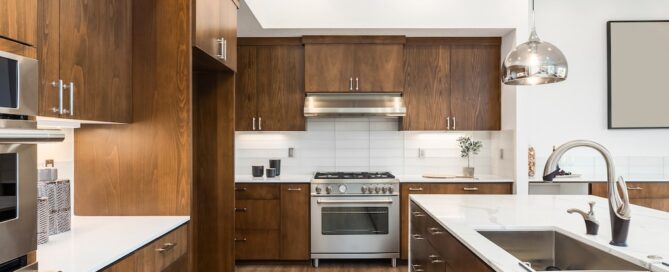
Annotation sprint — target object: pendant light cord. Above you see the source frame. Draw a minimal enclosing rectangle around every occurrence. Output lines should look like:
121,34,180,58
529,0,540,42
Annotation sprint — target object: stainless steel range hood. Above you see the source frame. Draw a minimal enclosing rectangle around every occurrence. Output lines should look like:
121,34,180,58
304,93,406,117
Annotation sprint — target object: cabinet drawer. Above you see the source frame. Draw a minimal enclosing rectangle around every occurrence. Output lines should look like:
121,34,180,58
235,184,280,199
235,200,280,229
592,182,669,199
410,202,428,236
152,224,188,270
431,183,512,194
235,229,280,260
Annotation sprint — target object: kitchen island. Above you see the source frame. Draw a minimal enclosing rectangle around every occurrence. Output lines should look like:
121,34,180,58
409,195,669,272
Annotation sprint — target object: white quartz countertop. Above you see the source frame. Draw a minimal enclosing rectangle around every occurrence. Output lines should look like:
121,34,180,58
410,194,669,272
235,175,313,183
398,175,513,183
37,216,190,272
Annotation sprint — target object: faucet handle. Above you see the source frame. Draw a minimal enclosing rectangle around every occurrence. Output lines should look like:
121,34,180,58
568,202,599,236
588,201,596,214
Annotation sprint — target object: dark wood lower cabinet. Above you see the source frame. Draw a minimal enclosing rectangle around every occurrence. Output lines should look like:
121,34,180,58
590,182,669,212
410,204,493,272
401,183,512,259
234,183,310,261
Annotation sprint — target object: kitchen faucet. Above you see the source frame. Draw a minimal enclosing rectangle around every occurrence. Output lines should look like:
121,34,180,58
543,140,631,246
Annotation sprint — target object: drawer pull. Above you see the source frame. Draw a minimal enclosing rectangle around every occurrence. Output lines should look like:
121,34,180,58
411,264,425,272
287,188,302,191
412,211,426,217
409,187,424,191
429,254,445,264
235,187,247,191
155,242,177,253
234,238,247,242
235,208,247,212
412,234,425,240
429,227,445,235
627,186,643,190
463,187,479,191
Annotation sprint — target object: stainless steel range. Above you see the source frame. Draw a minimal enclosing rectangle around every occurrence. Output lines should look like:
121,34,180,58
310,172,399,267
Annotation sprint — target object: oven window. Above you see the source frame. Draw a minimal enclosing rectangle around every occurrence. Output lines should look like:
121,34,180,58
321,207,389,235
0,57,19,108
0,153,18,222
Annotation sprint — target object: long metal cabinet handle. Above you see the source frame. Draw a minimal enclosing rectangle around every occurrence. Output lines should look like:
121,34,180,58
411,264,425,272
287,188,302,191
408,187,424,191
349,77,353,91
355,77,359,91
452,116,456,130
155,242,177,253
317,199,393,204
67,82,74,116
463,187,479,191
223,39,227,61
216,38,225,59
259,117,262,130
51,80,64,114
252,117,256,130
447,116,451,130
627,186,643,190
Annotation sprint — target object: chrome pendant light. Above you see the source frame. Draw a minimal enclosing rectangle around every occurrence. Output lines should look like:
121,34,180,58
502,0,568,85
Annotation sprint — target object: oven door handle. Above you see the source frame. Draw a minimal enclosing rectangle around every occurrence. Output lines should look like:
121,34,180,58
316,199,394,204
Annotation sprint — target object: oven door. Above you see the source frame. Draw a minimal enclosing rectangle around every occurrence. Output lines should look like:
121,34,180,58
0,144,37,265
0,51,38,116
311,196,399,254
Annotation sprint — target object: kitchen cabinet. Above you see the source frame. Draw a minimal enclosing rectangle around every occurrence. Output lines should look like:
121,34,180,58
38,0,132,123
410,203,493,272
193,0,238,71
590,182,669,212
402,38,501,131
236,39,305,131
0,37,36,58
102,224,189,272
303,36,405,93
400,182,512,259
234,183,310,261
0,0,37,46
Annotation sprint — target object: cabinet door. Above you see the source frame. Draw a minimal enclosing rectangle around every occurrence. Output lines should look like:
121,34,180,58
37,0,60,117
400,183,431,259
193,0,223,61
0,0,37,46
354,44,404,92
59,0,132,122
430,183,512,195
304,44,355,92
280,184,310,260
256,45,306,131
450,45,501,130
221,0,237,71
235,46,258,131
402,45,451,130
235,229,280,260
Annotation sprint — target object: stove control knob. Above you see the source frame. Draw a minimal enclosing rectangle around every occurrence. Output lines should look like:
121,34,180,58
374,186,380,193
388,186,395,194
361,185,368,194
381,186,388,193
338,184,347,193
315,186,322,194
325,186,333,194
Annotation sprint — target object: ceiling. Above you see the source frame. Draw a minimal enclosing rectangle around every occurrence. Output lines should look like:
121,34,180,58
239,0,524,37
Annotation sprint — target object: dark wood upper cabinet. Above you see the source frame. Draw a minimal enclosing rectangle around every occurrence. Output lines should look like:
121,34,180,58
303,36,405,93
280,184,310,260
450,44,501,131
402,38,501,131
0,0,37,46
38,0,132,123
236,38,306,131
193,0,238,71
402,44,451,131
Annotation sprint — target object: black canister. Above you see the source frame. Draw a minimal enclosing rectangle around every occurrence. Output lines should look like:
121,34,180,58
269,159,281,176
252,166,264,177
266,168,277,178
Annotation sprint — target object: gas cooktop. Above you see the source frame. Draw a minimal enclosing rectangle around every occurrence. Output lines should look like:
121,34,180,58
314,172,395,180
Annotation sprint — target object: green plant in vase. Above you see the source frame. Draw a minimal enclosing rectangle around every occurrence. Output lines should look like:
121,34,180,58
457,136,482,178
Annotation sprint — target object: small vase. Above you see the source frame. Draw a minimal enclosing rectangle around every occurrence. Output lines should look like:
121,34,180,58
463,167,475,178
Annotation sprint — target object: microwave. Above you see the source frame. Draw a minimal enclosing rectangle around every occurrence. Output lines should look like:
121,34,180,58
0,51,38,117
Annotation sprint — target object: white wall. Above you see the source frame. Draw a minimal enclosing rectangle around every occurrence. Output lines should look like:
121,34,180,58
526,0,669,179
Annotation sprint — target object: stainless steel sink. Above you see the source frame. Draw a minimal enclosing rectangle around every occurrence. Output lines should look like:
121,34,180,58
478,230,648,271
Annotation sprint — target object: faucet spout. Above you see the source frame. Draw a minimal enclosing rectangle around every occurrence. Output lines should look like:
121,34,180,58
543,140,631,246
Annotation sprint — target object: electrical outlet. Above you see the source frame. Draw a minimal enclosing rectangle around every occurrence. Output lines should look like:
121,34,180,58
500,148,504,160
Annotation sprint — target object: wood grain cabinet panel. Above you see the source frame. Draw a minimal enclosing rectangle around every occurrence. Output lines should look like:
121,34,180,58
591,182,669,212
449,45,501,131
235,184,280,200
0,37,36,58
280,184,310,260
235,200,281,230
235,230,280,260
235,41,305,131
429,183,512,195
304,44,355,92
400,183,431,259
193,0,237,71
0,0,37,46
402,45,451,130
353,44,404,92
